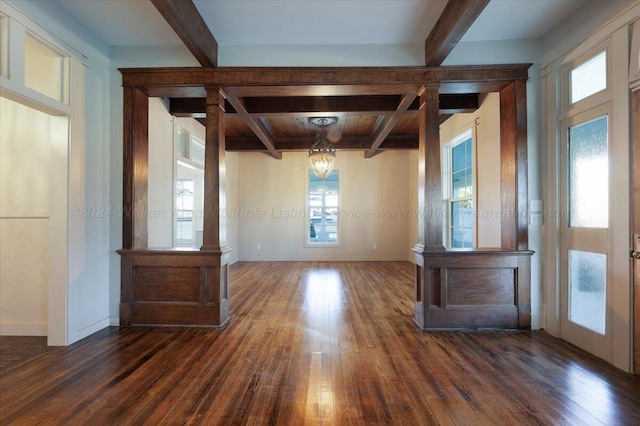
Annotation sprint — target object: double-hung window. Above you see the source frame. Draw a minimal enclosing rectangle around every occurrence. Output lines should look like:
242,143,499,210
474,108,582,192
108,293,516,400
442,130,474,248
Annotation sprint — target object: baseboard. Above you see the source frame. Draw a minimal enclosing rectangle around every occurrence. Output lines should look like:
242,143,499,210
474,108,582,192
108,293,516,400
109,316,120,327
0,321,47,336
66,317,111,345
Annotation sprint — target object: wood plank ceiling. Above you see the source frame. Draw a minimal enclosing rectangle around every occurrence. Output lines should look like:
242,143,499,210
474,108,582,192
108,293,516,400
150,0,492,157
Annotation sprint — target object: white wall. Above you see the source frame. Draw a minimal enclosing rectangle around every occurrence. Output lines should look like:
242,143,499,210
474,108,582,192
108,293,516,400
226,152,240,265
4,0,113,342
0,97,54,336
148,98,176,248
236,150,414,261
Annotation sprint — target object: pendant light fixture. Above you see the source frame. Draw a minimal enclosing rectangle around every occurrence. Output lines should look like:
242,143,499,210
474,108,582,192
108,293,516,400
308,116,338,180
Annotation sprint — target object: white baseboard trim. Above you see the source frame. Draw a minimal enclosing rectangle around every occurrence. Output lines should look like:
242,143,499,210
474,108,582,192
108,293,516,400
0,321,47,336
73,317,111,343
109,316,120,327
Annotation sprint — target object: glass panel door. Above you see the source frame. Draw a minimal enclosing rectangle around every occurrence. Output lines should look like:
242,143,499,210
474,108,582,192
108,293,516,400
560,106,610,360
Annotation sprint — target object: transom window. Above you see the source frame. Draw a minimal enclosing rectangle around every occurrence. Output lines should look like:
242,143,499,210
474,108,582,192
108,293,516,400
570,50,607,104
307,170,339,245
442,130,474,248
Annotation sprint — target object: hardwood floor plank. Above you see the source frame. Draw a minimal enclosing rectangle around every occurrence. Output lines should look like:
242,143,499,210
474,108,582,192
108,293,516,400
1,261,639,425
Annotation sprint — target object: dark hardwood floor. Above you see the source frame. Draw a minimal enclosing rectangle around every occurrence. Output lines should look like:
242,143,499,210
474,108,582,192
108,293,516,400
1,261,639,425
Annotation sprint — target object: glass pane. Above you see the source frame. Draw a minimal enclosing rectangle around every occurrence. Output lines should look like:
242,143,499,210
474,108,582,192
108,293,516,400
451,229,464,248
569,250,606,334
571,50,606,103
24,36,64,101
176,129,190,158
190,139,204,165
452,170,466,198
568,115,608,228
308,170,338,244
463,228,473,248
176,179,194,241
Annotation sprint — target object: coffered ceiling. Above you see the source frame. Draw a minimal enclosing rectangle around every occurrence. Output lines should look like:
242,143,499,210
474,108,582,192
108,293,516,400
56,0,585,156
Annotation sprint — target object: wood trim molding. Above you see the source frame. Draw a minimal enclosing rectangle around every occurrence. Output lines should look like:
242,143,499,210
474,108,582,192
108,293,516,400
424,0,490,66
150,0,218,67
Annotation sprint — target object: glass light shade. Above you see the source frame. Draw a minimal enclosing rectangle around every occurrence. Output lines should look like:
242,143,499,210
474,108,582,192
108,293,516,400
309,151,336,180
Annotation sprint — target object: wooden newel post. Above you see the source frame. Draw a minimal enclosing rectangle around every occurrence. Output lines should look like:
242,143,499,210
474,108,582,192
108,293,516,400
412,83,445,329
201,85,231,326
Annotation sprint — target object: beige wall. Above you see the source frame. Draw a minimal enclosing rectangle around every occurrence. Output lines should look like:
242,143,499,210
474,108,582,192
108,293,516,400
440,93,502,248
235,150,415,261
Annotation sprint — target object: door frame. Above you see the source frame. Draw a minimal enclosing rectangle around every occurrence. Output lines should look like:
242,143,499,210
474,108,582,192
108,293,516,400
632,87,639,374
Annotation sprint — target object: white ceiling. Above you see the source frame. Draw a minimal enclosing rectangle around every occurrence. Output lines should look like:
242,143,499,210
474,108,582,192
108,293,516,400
56,0,587,48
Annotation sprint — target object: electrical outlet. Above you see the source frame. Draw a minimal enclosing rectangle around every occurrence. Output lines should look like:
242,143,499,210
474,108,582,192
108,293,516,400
257,244,261,250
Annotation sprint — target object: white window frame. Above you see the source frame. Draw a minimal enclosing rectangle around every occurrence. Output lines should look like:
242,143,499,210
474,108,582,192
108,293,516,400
305,169,341,247
630,19,640,86
442,128,476,248
561,41,612,120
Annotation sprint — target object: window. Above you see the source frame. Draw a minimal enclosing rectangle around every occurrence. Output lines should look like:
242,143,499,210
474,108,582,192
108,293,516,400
307,170,339,245
175,178,195,243
570,50,607,104
568,115,609,228
24,34,67,102
174,125,204,247
442,130,474,248
176,127,204,166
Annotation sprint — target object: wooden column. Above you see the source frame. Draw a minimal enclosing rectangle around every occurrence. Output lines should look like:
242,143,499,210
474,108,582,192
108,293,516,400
416,83,445,251
500,80,529,251
413,83,444,329
202,85,227,251
200,84,230,327
122,87,149,250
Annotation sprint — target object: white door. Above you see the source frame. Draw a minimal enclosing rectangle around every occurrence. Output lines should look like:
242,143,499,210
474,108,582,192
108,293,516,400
559,105,611,359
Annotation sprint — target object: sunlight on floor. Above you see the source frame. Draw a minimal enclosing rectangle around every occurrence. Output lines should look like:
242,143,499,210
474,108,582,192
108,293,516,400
567,362,613,424
303,268,343,324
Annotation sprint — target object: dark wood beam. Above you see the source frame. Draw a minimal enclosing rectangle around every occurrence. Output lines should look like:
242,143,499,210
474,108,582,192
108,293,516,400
365,91,418,158
226,96,282,159
424,0,490,66
120,65,532,99
225,135,419,152
170,94,478,118
150,0,218,67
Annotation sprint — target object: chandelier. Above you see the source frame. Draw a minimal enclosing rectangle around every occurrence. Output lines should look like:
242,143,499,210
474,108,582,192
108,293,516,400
308,116,338,180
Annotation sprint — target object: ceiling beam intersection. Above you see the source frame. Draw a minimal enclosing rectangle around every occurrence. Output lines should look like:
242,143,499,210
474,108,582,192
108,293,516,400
424,0,490,66
365,91,418,158
150,0,218,67
226,96,282,159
